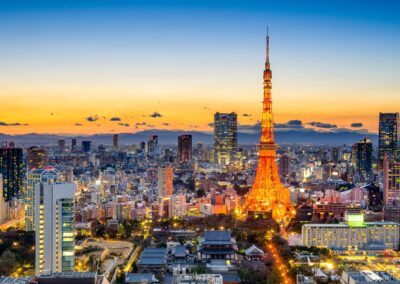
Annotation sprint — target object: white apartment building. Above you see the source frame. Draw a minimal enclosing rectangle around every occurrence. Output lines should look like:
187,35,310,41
26,168,59,231
302,214,399,254
35,182,76,275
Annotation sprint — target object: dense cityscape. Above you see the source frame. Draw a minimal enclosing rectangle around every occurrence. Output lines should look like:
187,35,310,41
1,1,400,284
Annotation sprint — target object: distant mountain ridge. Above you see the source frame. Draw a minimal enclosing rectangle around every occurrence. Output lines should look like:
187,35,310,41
0,129,378,146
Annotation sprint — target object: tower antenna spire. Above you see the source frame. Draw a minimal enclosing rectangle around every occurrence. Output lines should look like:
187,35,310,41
266,26,270,62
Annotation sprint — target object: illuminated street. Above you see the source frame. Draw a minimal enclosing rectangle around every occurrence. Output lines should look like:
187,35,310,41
266,242,293,284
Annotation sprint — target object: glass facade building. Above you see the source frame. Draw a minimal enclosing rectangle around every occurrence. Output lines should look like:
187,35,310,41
379,113,399,168
214,112,237,165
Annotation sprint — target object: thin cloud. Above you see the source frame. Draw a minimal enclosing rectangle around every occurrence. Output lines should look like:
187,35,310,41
118,123,130,127
0,122,29,126
242,113,252,117
86,115,99,122
74,123,82,126
275,120,303,129
308,121,337,129
149,112,163,118
238,122,261,132
110,117,121,121
351,122,363,128
162,123,170,126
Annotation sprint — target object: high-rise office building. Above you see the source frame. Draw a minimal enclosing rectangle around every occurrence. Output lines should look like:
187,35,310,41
147,135,159,160
35,182,76,275
26,168,59,231
384,157,400,205
214,112,237,165
178,135,192,162
27,147,48,170
352,138,373,179
0,174,4,223
81,141,91,153
279,153,290,182
379,113,399,167
0,148,23,201
331,147,340,164
71,139,77,152
158,166,173,197
113,134,119,150
57,140,66,154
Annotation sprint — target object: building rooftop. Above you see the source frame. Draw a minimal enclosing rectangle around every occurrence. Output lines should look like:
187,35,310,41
38,272,98,279
219,272,241,283
342,270,400,283
303,221,399,228
204,230,231,241
244,245,264,256
138,248,167,266
125,273,159,283
0,278,31,284
200,230,236,245
172,245,187,258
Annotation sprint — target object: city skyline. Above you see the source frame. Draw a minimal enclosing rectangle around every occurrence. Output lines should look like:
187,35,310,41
1,0,400,135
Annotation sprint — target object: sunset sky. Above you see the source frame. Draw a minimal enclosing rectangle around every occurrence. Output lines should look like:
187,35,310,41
0,0,399,135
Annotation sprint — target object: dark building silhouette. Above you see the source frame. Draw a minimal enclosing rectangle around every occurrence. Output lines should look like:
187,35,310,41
113,134,119,150
81,141,91,153
352,138,373,179
366,183,383,209
147,135,158,160
71,139,77,152
57,139,66,153
178,135,192,162
278,153,290,182
27,146,48,170
0,147,24,201
378,112,399,168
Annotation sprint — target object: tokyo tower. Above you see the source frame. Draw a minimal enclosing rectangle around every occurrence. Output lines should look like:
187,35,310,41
241,31,295,227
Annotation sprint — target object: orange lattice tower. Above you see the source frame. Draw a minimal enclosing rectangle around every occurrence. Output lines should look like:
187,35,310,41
241,30,295,228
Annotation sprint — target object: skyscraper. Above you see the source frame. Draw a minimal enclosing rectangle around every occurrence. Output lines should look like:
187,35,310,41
0,174,4,223
27,146,48,170
26,168,59,231
384,157,400,205
178,135,192,162
0,148,23,201
352,138,373,179
214,112,237,165
279,153,290,183
57,139,66,154
331,147,340,164
158,166,173,197
241,32,294,227
81,141,91,153
35,182,76,275
113,134,119,150
147,135,159,160
71,139,77,152
379,113,399,167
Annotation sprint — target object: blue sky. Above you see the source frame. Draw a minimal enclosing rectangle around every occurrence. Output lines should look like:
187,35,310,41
0,0,399,134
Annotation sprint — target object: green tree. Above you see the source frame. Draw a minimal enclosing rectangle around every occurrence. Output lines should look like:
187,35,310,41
0,250,17,275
